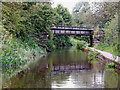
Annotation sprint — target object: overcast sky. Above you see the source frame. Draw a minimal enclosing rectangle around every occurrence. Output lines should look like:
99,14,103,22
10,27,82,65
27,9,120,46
52,0,80,13
51,0,104,13
51,0,119,13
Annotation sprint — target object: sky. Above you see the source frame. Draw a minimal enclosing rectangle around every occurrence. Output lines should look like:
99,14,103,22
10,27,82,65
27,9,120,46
51,0,104,13
51,0,119,13
52,0,80,13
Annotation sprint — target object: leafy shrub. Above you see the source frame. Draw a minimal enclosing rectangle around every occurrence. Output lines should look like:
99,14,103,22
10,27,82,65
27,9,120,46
76,41,88,49
88,51,99,61
107,63,115,68
95,42,119,57
1,31,45,75
95,14,119,57
46,39,56,51
53,35,72,48
95,43,109,51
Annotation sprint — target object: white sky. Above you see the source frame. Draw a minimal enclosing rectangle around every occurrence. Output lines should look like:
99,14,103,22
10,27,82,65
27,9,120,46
52,0,80,13
51,0,104,13
51,0,119,13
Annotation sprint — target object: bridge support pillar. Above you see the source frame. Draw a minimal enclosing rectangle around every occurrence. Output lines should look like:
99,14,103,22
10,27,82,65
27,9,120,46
90,35,93,47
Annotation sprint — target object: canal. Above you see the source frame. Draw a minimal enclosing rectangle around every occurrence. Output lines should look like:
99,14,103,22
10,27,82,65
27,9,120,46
2,48,120,88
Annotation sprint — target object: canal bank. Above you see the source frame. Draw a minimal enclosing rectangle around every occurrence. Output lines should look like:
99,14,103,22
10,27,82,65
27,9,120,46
89,47,120,63
82,47,120,74
2,49,47,89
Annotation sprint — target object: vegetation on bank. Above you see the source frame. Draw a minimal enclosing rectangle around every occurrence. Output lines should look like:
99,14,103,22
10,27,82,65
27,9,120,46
94,14,119,57
1,2,53,75
87,50,115,68
76,41,88,49
1,32,45,67
88,51,99,62
70,37,89,48
1,30,45,76
107,63,115,68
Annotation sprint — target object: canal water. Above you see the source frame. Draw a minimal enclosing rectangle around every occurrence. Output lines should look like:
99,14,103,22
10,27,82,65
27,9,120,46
3,48,120,88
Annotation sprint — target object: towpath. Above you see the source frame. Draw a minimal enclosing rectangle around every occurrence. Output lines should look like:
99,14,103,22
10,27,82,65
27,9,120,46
89,47,120,63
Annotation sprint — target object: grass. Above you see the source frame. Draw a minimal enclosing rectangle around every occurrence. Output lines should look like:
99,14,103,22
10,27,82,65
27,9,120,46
94,42,118,56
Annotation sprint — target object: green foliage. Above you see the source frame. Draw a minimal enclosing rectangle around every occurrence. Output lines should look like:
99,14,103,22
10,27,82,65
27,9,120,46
69,37,79,46
72,2,92,45
72,2,94,27
76,41,88,49
95,14,119,56
46,39,56,51
95,43,109,51
73,36,90,44
54,13,64,25
20,4,55,41
2,2,55,41
53,35,72,48
93,2,118,25
88,51,99,62
2,2,27,37
2,2,58,55
1,2,76,77
107,63,115,68
55,4,72,25
23,2,36,10
1,30,45,75
52,4,73,48
1,34,43,66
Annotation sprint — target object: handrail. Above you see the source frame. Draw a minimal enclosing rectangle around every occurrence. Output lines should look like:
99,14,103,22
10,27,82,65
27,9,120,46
50,25,93,29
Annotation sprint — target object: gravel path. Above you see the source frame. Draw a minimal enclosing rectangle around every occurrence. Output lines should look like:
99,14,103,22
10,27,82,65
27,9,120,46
89,47,120,63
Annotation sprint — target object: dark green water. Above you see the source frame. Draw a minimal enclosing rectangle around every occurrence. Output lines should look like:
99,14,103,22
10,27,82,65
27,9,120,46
3,48,120,88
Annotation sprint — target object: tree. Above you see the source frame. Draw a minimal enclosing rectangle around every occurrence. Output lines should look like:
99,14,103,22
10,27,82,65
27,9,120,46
27,4,55,40
72,2,95,27
52,4,73,47
2,2,26,37
72,2,118,27
90,2,118,27
55,4,72,25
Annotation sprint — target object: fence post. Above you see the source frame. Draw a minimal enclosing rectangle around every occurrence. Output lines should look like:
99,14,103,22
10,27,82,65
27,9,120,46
69,24,71,28
90,34,93,47
61,23,62,28
50,24,52,27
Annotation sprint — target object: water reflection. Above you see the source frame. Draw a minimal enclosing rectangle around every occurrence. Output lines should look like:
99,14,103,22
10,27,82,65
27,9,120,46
2,48,120,88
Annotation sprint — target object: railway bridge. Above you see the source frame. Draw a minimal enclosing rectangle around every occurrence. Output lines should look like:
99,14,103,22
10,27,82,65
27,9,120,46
50,25,94,46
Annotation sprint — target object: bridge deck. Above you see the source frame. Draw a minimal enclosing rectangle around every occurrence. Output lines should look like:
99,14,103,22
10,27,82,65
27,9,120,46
50,27,93,35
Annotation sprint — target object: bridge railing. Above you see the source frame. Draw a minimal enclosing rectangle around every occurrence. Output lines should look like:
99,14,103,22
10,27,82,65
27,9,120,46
51,29,94,36
50,24,94,29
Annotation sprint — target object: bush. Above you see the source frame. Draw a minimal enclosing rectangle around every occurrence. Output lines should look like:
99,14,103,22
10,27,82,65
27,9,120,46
95,14,119,57
107,63,115,68
95,43,109,51
88,51,99,62
53,35,72,48
46,39,56,51
76,41,88,49
95,42,119,57
1,31,45,75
